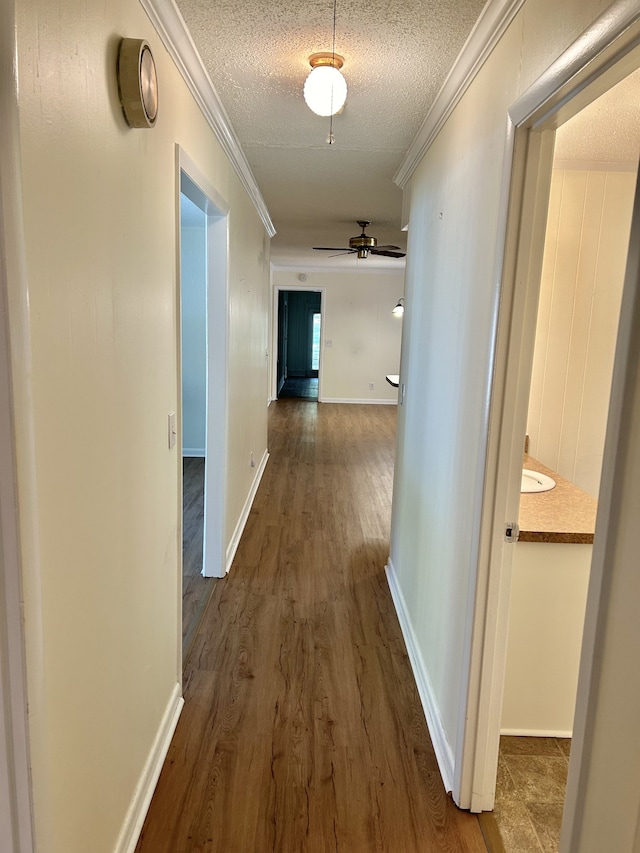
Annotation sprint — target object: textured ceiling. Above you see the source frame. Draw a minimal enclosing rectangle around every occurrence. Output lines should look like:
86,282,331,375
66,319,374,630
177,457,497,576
174,1,639,269
175,0,488,267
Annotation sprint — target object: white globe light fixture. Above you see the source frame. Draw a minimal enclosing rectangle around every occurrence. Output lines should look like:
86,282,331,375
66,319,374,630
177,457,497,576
303,53,347,117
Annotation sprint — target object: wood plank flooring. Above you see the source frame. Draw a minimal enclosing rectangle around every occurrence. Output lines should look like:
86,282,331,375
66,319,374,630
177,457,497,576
136,401,488,853
182,457,214,658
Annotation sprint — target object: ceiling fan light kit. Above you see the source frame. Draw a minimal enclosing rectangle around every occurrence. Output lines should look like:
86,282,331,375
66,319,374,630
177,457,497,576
313,221,406,260
304,53,347,117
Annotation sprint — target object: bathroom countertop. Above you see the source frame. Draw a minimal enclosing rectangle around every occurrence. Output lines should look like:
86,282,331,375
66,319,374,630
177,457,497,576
518,454,597,544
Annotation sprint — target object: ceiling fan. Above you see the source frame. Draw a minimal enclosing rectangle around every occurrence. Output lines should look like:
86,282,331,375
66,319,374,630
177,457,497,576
313,221,406,259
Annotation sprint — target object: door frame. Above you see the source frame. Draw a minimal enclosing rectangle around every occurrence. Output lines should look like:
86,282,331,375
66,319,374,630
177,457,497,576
0,0,36,848
271,285,326,401
177,147,229,590
458,0,640,814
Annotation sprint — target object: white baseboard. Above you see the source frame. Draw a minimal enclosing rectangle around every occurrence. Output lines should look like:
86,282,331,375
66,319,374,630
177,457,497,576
115,682,184,853
501,727,573,738
225,448,269,573
182,448,205,457
385,560,455,794
319,397,398,405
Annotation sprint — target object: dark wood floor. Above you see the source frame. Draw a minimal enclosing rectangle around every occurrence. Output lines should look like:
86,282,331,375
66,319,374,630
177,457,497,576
182,457,214,658
137,401,488,852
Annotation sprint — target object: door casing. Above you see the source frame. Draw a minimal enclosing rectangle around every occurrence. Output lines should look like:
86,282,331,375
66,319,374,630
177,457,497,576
0,0,37,847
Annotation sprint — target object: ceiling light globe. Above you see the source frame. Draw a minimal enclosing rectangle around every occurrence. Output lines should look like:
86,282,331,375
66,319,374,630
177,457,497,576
303,65,347,116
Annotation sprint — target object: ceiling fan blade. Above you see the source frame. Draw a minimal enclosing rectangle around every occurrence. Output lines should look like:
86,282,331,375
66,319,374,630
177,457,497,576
329,250,357,257
313,246,351,251
370,248,406,258
375,244,402,251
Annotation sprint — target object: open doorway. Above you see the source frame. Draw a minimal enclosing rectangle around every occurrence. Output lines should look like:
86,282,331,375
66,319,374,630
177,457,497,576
493,68,640,851
178,152,229,659
179,187,208,656
275,288,323,401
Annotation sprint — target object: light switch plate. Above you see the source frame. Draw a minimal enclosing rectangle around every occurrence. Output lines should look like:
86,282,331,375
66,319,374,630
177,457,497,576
168,412,177,449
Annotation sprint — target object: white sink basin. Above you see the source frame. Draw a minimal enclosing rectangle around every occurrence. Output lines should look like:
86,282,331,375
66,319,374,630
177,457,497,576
521,468,556,493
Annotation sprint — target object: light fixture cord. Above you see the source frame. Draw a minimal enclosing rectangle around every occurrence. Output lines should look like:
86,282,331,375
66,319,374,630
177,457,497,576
331,0,337,64
327,0,337,144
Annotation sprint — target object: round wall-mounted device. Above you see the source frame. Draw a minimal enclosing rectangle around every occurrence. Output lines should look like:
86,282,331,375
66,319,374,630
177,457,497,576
117,38,158,128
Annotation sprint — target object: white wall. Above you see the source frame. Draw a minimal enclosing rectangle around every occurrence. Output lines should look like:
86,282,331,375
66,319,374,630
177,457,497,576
388,0,630,803
527,168,636,496
12,0,270,850
180,195,207,456
272,269,405,403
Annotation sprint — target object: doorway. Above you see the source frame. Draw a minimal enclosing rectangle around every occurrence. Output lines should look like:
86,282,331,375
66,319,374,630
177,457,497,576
493,69,640,851
179,187,208,655
178,151,230,659
275,288,323,401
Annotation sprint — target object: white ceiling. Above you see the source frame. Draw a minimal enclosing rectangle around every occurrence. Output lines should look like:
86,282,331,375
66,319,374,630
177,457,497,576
174,0,489,268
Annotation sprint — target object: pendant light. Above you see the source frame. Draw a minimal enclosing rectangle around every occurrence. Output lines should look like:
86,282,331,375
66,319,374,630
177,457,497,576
304,53,347,117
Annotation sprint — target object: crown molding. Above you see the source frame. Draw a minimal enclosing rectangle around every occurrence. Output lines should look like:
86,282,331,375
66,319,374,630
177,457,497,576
139,0,276,237
394,0,526,188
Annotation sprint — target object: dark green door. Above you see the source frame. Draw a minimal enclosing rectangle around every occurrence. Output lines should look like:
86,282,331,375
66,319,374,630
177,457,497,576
286,291,321,378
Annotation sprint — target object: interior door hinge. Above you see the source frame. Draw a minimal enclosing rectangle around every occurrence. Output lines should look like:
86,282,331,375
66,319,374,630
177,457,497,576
504,522,520,543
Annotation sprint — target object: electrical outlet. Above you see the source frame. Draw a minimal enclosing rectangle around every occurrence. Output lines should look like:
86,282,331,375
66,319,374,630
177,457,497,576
325,339,332,347
250,451,256,468
369,382,375,390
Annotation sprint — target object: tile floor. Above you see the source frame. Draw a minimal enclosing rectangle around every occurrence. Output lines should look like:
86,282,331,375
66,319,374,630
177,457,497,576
278,376,318,400
494,736,571,852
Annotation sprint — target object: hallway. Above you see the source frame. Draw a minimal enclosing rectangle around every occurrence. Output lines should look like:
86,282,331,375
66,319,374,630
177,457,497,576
136,401,488,852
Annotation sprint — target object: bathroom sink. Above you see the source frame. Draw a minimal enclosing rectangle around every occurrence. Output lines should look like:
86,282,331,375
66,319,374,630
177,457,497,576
521,468,556,493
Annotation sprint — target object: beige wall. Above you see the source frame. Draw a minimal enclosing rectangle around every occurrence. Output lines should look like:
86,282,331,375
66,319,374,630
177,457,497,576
528,168,636,497
501,542,591,736
272,269,404,403
389,0,620,796
13,0,269,850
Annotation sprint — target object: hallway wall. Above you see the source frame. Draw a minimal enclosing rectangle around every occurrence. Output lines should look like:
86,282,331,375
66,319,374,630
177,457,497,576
388,0,629,808
12,0,270,850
